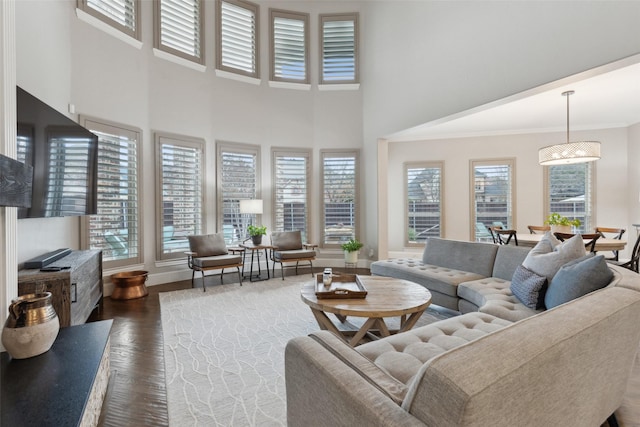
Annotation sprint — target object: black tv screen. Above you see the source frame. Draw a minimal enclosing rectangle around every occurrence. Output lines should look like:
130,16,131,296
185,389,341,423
16,86,98,219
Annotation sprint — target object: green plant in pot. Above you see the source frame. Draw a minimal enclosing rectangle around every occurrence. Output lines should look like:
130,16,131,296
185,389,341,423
341,238,364,264
247,225,267,245
545,213,581,233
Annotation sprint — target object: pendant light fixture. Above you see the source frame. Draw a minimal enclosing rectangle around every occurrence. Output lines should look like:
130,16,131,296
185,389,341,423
538,90,601,165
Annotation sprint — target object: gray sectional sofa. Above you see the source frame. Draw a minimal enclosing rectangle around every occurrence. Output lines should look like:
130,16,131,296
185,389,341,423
285,237,640,426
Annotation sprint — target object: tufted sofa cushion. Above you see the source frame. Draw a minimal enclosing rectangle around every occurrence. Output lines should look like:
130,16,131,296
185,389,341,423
355,312,512,386
457,277,542,322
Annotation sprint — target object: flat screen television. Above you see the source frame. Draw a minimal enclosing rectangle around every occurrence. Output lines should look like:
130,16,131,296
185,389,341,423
16,86,98,219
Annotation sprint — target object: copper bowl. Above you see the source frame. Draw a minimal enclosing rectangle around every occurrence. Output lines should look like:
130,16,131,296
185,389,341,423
111,271,149,300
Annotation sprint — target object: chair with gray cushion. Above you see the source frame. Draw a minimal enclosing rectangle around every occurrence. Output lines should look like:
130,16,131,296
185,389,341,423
269,231,317,280
186,233,244,291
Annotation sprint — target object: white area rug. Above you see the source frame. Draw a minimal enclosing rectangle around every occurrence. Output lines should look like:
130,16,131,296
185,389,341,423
160,275,451,426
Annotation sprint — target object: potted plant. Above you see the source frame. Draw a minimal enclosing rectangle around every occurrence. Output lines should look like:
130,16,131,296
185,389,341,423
544,213,581,233
247,225,267,245
341,238,364,264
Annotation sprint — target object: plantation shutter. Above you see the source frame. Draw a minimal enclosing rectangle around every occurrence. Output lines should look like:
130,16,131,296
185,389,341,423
472,160,514,241
44,135,94,217
157,137,203,259
271,10,308,83
320,14,358,84
219,0,259,77
547,163,593,232
218,145,259,242
406,163,442,245
157,0,203,63
83,0,138,38
273,151,309,241
322,151,359,246
85,124,140,266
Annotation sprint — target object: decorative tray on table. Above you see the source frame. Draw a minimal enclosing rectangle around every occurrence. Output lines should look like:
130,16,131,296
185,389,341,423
315,273,368,299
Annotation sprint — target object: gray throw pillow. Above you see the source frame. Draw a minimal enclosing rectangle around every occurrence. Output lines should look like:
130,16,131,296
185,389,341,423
510,265,548,309
522,232,586,282
544,254,613,309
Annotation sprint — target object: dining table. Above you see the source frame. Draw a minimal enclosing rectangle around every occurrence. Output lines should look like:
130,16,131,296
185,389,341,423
515,233,626,252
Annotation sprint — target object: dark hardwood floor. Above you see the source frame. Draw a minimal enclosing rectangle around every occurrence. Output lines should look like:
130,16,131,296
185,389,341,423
88,267,368,426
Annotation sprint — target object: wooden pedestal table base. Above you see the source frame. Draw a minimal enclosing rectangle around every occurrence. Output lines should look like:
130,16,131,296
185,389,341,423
301,276,432,347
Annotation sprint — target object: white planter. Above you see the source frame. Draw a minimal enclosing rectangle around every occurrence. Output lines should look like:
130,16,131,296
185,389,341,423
550,225,572,234
344,250,358,264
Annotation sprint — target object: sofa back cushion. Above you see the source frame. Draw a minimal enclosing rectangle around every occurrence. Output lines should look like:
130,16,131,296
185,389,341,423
188,233,228,257
491,245,531,280
402,286,640,427
422,238,498,278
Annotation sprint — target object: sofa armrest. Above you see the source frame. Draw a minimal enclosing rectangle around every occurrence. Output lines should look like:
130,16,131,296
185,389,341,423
285,331,426,427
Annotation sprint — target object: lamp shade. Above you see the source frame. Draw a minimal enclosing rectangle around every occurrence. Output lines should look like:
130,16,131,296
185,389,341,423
538,141,601,165
239,199,263,214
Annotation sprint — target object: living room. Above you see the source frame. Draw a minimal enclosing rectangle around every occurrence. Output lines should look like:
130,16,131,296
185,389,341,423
1,1,640,423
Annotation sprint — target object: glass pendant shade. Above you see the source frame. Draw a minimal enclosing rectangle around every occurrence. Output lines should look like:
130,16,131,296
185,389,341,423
538,90,601,166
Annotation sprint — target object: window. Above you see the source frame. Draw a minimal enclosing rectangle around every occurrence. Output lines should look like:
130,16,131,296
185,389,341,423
319,13,359,84
269,9,309,84
217,0,259,78
471,159,515,242
217,142,260,244
321,150,359,247
80,117,142,268
545,163,594,233
155,133,204,260
77,0,140,40
272,148,310,241
154,0,204,64
406,162,443,246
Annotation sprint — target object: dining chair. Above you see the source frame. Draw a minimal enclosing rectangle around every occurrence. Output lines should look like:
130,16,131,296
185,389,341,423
494,228,518,246
553,232,600,253
486,225,501,244
527,225,551,234
595,227,626,261
608,232,640,273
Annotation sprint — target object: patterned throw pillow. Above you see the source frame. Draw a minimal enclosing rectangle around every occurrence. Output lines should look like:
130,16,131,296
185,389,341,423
545,254,613,309
510,264,548,309
522,232,586,282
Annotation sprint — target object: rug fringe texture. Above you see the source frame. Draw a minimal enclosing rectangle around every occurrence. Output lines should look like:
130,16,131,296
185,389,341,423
160,276,450,426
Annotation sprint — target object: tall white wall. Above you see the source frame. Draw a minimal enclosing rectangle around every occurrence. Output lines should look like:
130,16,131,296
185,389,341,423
14,1,364,282
361,1,640,251
386,127,631,255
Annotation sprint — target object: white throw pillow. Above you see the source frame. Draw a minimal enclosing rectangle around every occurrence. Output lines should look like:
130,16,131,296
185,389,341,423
522,232,586,282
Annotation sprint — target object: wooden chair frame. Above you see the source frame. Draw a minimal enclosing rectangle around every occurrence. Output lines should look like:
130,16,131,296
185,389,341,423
595,227,626,261
270,243,318,280
527,225,550,234
553,232,601,253
185,247,245,292
494,229,518,246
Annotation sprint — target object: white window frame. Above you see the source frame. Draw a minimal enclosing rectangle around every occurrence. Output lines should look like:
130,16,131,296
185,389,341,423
153,0,205,65
544,162,595,233
155,132,205,261
269,9,309,85
77,0,141,41
216,142,261,244
320,149,360,248
271,148,311,242
216,0,260,80
470,158,516,242
79,116,143,269
405,162,444,247
319,13,359,86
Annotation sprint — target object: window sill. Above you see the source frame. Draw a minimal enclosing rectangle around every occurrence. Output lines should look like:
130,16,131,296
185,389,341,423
153,49,206,72
76,9,143,50
268,81,311,91
318,83,360,91
215,69,261,86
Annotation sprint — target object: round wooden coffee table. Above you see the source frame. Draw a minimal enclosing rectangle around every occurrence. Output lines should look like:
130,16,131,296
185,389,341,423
301,276,432,347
